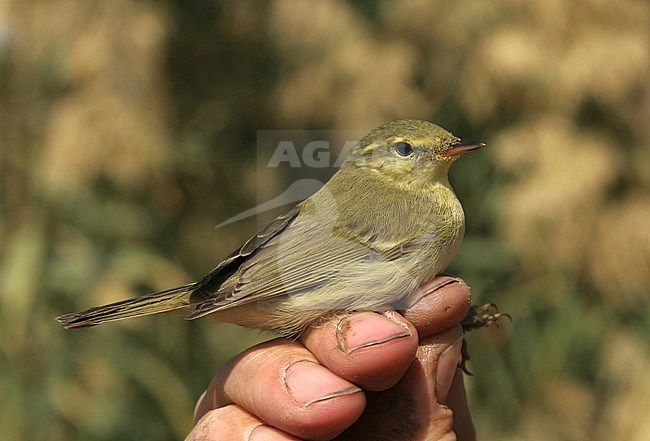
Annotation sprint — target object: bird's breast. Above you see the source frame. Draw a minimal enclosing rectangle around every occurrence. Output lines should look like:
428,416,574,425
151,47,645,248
411,184,465,281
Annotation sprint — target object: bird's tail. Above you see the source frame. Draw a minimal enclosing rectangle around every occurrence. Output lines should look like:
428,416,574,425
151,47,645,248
56,283,196,329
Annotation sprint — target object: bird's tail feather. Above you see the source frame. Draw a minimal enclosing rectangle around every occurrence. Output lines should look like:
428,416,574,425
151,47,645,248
56,283,196,329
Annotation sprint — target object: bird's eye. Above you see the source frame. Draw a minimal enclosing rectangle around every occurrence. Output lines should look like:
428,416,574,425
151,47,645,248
394,141,413,157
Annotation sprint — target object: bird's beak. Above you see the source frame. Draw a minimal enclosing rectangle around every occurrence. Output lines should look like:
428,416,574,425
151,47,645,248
440,140,486,157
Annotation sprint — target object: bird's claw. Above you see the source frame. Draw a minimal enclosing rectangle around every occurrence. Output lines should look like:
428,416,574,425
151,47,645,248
461,302,512,332
459,303,512,374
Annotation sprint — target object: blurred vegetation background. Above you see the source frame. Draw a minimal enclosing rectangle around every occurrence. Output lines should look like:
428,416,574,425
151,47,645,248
1,0,648,440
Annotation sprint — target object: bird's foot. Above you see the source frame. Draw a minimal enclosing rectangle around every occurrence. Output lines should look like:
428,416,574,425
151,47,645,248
459,303,512,375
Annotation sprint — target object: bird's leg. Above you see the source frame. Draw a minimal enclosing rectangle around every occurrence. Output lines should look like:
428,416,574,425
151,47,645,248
459,303,512,375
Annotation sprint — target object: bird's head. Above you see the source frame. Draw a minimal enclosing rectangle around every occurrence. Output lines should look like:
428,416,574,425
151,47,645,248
345,119,485,185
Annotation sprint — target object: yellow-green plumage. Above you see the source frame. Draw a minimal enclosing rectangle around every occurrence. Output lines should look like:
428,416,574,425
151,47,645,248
56,119,484,335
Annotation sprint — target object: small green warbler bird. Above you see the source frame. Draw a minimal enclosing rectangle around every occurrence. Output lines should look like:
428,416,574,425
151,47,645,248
57,119,485,335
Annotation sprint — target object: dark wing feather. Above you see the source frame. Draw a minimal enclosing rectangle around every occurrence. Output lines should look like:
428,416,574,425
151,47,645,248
187,204,302,304
186,236,370,318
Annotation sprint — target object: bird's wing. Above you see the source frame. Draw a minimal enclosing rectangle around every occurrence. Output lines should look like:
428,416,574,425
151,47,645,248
336,219,423,261
186,217,366,318
185,199,422,319
187,204,303,301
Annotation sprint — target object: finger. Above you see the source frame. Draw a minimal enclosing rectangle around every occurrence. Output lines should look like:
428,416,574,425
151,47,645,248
300,310,418,391
187,405,300,441
298,276,470,392
446,368,477,441
401,276,471,338
196,338,365,440
339,324,464,440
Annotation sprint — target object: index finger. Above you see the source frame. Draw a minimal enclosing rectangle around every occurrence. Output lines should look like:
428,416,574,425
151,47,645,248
401,276,471,338
299,276,471,390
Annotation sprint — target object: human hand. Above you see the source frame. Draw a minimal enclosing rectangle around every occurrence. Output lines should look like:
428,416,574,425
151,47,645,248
187,276,476,441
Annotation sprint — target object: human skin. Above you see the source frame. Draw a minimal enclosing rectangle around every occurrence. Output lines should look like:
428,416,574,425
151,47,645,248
187,276,476,441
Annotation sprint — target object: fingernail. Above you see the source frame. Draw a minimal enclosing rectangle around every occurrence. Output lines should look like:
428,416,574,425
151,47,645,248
249,425,289,441
435,336,463,403
337,312,411,354
284,361,362,406
411,277,461,307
